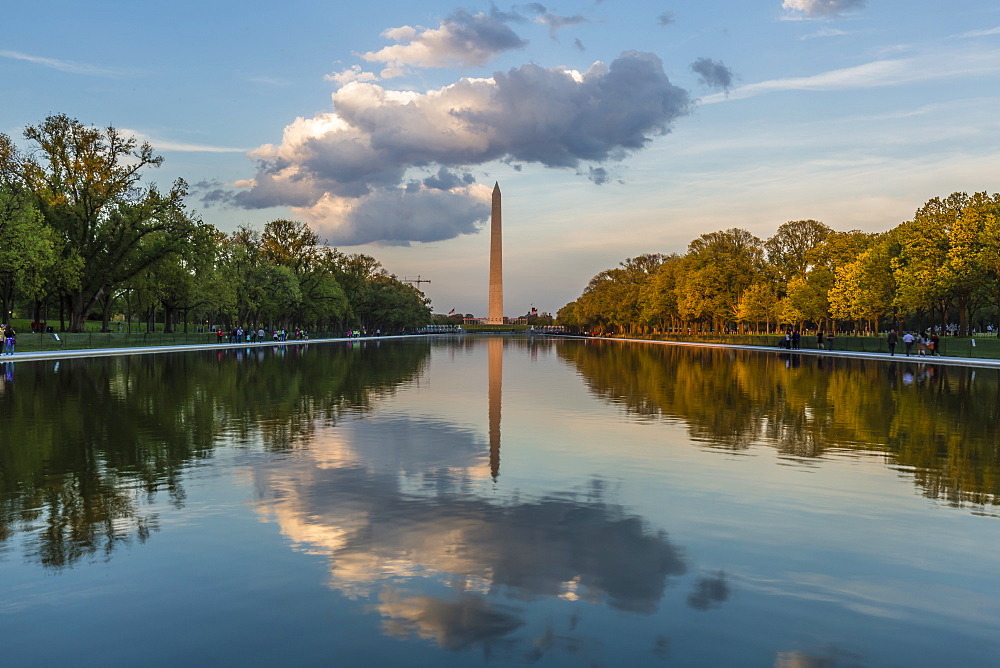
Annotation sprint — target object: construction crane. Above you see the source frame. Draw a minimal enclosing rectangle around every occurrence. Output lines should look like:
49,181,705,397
403,275,431,288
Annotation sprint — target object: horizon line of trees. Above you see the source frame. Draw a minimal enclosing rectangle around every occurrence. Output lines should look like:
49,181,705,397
0,114,431,333
558,191,1000,337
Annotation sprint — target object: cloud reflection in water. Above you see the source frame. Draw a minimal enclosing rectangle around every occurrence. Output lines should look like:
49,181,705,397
253,414,694,652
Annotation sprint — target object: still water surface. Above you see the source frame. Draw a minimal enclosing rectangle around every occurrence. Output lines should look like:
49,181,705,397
2,337,1000,665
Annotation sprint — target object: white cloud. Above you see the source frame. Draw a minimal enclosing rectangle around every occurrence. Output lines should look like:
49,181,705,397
325,65,380,86
781,0,866,19
961,26,1000,38
702,47,1000,103
124,129,250,153
361,10,527,70
799,27,849,40
0,49,127,77
245,76,293,87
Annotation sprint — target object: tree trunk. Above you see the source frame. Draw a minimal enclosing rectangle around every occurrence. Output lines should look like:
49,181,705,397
163,305,175,333
69,292,88,332
0,280,13,325
101,292,113,332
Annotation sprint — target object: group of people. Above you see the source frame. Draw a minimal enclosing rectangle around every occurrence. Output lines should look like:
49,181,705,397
1,324,14,355
887,329,940,357
346,329,382,338
217,327,308,344
778,328,948,357
779,330,836,350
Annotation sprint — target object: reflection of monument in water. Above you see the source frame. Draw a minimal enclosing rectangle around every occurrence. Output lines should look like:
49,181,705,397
488,337,502,481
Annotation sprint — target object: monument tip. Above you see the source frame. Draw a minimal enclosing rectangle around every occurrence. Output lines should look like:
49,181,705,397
493,181,500,192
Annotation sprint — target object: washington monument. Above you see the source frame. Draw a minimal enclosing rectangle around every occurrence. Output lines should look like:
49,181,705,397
488,182,504,324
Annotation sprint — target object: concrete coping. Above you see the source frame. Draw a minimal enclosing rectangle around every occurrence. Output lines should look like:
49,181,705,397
574,335,1000,370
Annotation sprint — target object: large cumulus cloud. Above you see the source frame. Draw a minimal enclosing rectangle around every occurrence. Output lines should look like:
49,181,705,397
230,51,691,245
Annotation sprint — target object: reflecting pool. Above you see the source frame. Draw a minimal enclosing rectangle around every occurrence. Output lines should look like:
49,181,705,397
2,337,1000,665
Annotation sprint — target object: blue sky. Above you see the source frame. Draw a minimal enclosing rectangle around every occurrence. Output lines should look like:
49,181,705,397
3,1,999,316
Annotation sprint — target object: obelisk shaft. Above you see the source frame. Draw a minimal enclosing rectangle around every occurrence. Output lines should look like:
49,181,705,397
488,182,503,324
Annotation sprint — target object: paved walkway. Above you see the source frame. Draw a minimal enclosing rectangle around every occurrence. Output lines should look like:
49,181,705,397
579,335,1000,370
0,335,395,364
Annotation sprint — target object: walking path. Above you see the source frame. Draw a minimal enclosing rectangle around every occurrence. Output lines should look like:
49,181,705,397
578,335,1000,370
0,335,387,364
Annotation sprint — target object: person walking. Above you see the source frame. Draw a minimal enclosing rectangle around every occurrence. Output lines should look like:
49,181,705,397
817,331,824,350
903,331,915,356
827,331,835,351
887,329,898,356
931,332,941,356
3,325,15,355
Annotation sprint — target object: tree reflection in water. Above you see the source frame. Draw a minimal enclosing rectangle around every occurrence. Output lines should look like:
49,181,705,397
0,342,430,568
558,339,1000,507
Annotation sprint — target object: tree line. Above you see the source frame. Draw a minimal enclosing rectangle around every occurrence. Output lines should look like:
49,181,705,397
558,192,1000,336
0,114,431,333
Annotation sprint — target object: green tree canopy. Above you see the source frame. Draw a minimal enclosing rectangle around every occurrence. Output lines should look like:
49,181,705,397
0,114,194,331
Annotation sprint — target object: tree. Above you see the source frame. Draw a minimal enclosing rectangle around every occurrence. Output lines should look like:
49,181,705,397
147,223,229,333
332,253,430,332
556,300,581,329
571,255,665,335
261,219,349,328
1,114,194,331
765,219,832,285
676,229,764,332
363,276,432,331
220,226,301,327
972,193,1000,330
582,254,664,335
804,230,874,330
829,240,896,331
780,273,831,328
0,187,59,323
891,194,988,333
737,282,782,333
639,254,682,332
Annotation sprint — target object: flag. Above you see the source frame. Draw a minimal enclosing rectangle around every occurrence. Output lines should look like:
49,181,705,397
448,309,455,314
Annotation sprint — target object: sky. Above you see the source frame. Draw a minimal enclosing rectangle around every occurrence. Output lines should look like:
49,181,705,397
3,1,999,317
